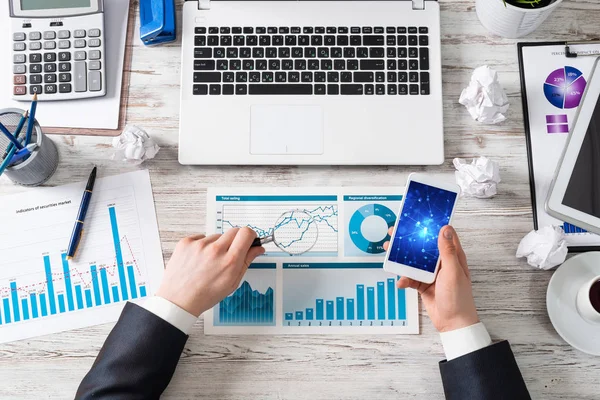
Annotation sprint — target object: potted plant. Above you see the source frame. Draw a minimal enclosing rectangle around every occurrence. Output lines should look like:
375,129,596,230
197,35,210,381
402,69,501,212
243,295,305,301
476,0,564,38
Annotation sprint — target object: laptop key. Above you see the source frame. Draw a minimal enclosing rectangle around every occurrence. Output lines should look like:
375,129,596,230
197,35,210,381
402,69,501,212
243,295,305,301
387,59,396,70
409,72,419,83
236,84,247,95
194,72,221,82
315,84,326,95
309,60,320,70
249,84,312,95
334,60,345,70
250,72,261,82
388,84,397,95
195,36,206,46
419,35,429,46
256,60,268,70
193,84,208,95
420,48,429,70
409,60,419,70
243,27,254,34
360,60,385,70
419,27,428,34
240,48,252,58
247,36,258,46
289,72,300,82
398,84,408,95
354,72,374,82
217,60,228,70
194,48,212,58
347,60,359,70
398,35,407,46
376,72,385,83
315,72,326,82
408,35,418,46
376,84,385,95
236,72,248,82
350,36,361,46
223,84,234,94
273,36,284,46
262,72,274,82
365,84,374,95
252,48,263,58
341,84,363,95
328,84,339,95
341,72,352,82
337,36,349,46
398,72,408,82
209,84,221,95
327,72,339,82
409,84,419,95
275,72,287,82
363,36,384,46
279,47,291,58
369,47,385,58
223,72,234,82
421,72,430,95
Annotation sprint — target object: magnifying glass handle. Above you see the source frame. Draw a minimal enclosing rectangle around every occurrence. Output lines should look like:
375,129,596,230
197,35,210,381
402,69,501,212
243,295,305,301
252,235,274,247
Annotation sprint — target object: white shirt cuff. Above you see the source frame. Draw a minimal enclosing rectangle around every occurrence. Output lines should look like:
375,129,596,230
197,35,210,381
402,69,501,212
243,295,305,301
439,322,492,361
140,296,197,335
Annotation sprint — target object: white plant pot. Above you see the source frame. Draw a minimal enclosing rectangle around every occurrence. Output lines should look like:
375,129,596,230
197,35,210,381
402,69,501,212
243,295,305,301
476,0,563,39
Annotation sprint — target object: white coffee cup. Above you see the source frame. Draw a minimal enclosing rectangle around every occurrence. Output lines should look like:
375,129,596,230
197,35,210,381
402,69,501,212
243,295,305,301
576,275,600,324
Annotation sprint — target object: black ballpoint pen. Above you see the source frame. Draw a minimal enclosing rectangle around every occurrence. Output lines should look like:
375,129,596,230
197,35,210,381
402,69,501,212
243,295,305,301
66,167,97,260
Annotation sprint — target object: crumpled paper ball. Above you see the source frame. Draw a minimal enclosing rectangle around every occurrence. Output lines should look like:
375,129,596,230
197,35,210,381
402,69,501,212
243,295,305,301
453,157,501,198
111,125,160,165
459,66,510,124
516,226,568,270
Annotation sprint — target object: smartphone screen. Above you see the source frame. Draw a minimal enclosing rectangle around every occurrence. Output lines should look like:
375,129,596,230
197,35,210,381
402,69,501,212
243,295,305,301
388,181,458,273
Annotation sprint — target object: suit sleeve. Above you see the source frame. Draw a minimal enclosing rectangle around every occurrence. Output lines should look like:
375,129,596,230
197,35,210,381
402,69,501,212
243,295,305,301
76,302,188,400
439,340,531,400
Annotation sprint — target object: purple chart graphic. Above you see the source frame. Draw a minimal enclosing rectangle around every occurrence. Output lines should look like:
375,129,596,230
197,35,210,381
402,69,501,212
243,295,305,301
544,66,587,109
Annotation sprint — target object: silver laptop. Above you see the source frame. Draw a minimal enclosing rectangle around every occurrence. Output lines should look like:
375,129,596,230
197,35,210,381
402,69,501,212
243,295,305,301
179,0,444,165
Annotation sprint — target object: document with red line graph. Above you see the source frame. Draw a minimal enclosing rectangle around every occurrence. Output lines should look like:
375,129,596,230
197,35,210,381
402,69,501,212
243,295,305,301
0,170,164,343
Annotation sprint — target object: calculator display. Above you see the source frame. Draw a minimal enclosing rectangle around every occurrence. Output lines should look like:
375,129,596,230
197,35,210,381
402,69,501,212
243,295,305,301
21,0,91,11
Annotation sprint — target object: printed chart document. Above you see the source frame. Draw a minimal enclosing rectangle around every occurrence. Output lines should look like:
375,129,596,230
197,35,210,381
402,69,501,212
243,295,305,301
205,188,419,334
0,170,164,343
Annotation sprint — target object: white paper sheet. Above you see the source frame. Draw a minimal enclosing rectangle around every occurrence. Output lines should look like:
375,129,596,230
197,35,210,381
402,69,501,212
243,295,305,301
0,0,130,130
521,43,600,248
0,170,164,343
205,188,419,335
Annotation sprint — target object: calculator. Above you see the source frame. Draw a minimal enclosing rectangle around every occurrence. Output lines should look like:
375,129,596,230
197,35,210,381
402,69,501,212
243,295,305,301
9,0,106,101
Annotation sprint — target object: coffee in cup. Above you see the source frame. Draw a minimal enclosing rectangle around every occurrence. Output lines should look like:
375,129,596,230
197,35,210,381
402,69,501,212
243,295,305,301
576,276,600,324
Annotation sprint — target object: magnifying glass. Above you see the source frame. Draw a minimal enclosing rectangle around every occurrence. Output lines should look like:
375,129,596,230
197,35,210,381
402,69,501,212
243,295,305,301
251,209,319,256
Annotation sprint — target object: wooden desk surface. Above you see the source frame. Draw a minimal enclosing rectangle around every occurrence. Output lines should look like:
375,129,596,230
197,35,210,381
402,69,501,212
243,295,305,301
1,0,599,398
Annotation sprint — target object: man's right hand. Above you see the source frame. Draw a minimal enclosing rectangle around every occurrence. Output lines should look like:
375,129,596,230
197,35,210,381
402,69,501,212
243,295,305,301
384,225,479,333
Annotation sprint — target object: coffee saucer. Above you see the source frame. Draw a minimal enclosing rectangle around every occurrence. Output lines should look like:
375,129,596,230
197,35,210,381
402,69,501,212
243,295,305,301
547,252,600,356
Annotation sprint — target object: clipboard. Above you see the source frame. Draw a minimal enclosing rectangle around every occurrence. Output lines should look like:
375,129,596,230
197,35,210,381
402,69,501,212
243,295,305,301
518,41,600,252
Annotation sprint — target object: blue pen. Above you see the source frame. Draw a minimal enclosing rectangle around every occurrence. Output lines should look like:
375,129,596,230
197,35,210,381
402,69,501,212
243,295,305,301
66,167,97,260
0,121,24,150
25,93,38,146
8,144,37,165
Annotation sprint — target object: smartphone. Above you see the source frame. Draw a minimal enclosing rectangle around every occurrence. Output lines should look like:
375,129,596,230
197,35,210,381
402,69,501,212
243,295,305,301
384,173,460,284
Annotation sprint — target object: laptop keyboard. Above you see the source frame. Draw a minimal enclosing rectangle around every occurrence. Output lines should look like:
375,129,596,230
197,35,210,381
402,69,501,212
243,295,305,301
192,26,430,96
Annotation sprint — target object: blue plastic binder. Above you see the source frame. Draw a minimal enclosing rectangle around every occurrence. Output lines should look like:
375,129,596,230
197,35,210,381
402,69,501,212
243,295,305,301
140,0,176,46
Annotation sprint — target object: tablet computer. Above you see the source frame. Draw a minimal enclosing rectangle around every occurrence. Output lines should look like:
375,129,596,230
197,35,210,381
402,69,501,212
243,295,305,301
547,57,600,234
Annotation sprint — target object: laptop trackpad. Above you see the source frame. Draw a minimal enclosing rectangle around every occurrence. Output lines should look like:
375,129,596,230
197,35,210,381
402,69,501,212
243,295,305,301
250,105,324,155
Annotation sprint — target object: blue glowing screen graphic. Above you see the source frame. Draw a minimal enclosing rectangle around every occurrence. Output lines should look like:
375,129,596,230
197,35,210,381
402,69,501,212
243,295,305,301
388,181,457,273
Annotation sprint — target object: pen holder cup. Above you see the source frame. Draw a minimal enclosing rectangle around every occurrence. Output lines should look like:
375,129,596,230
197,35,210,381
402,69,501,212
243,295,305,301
1,108,59,186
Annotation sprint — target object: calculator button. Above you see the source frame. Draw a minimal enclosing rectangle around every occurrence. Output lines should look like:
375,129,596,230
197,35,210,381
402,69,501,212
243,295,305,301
58,40,71,49
14,75,26,85
89,71,102,91
74,62,87,92
44,64,57,73
74,30,86,38
44,53,57,62
59,73,71,82
14,86,26,95
59,63,71,72
29,53,41,63
31,64,42,73
89,61,101,71
44,74,57,83
89,50,101,60
13,42,26,51
88,39,101,48
88,29,101,38
43,31,56,40
58,30,71,39
59,52,71,61
13,32,26,41
29,32,42,41
74,51,87,61
14,54,26,63
30,42,42,51
59,84,72,93
74,39,86,48
45,84,57,94
44,41,56,50
31,74,42,84
14,65,26,74
30,85,42,94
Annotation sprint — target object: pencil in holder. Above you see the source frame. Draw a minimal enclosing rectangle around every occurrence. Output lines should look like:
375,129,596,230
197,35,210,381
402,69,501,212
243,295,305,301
0,108,59,186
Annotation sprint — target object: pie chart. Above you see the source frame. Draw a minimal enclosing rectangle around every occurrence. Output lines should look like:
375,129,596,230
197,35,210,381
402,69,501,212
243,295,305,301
348,204,396,254
543,66,587,109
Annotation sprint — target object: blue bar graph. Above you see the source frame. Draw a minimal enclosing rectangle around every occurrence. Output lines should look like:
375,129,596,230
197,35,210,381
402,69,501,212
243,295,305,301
367,287,375,320
140,286,147,297
357,285,365,320
111,286,120,302
75,285,84,310
0,307,2,325
285,313,293,320
377,282,385,320
295,311,303,320
85,289,93,308
387,279,396,320
100,268,111,305
40,293,47,317
347,299,354,320
10,282,20,322
326,301,334,320
336,297,344,320
58,294,66,313
44,255,57,315
3,298,11,323
62,254,74,311
398,288,406,320
306,308,314,320
316,299,324,320
127,265,138,299
21,299,29,320
30,293,39,318
109,206,128,301
90,265,101,306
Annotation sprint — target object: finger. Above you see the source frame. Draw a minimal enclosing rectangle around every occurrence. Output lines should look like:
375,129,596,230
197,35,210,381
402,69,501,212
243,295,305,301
200,234,221,244
214,228,240,250
186,233,206,241
383,241,389,251
388,227,393,236
229,227,259,260
438,226,467,278
396,276,427,293
237,246,266,282
450,228,470,279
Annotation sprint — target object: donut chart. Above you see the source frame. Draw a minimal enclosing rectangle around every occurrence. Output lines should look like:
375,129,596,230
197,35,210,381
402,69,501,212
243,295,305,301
543,66,586,109
348,204,396,254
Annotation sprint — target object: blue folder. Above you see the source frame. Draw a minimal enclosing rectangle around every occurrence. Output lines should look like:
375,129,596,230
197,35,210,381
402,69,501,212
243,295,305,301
140,0,176,46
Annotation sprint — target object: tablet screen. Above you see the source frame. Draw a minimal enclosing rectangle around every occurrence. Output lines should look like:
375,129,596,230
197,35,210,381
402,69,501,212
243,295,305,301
562,94,600,217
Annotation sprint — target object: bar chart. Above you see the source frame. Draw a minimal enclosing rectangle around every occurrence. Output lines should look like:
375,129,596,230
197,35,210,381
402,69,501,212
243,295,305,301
283,263,410,328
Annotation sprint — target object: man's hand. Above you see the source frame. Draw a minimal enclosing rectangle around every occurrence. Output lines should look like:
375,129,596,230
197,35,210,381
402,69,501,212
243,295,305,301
384,225,479,332
156,227,265,317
